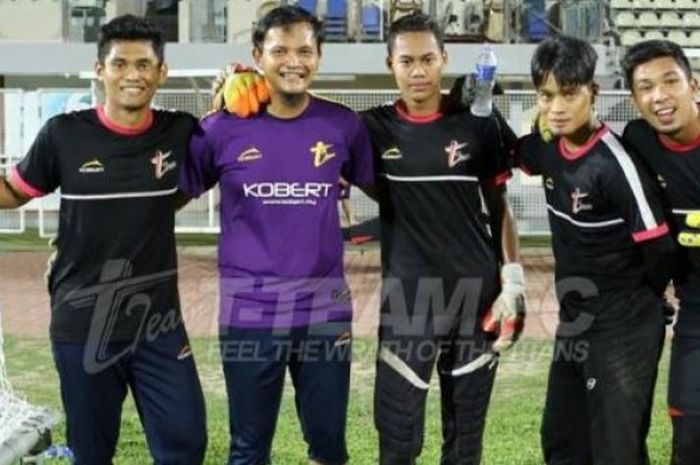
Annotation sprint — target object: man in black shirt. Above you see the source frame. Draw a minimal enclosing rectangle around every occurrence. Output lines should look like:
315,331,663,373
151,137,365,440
362,14,524,465
621,39,700,465
514,35,674,465
0,15,206,465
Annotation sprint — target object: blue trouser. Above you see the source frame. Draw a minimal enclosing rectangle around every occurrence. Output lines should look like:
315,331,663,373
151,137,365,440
51,325,207,465
219,321,352,465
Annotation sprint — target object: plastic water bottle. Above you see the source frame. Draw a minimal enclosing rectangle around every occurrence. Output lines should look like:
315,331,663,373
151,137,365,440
471,44,498,117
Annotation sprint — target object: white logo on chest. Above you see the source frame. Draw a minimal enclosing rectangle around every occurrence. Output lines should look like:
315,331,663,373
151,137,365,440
445,140,470,168
151,150,176,179
571,187,593,214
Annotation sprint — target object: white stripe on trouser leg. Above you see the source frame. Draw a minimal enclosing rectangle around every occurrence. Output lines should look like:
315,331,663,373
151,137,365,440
449,352,498,377
379,346,430,390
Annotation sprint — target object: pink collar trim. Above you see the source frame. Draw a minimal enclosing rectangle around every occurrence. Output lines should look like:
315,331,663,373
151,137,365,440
558,125,609,161
395,100,443,124
97,105,153,136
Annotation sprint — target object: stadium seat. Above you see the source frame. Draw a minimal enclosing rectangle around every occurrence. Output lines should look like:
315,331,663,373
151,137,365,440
360,5,382,41
389,0,423,23
522,0,548,41
683,12,700,28
611,0,633,8
257,0,281,19
615,12,636,28
324,0,348,41
633,0,653,8
689,30,700,46
676,0,697,9
644,30,666,40
296,0,317,14
638,12,658,28
621,30,643,46
655,0,675,8
668,30,689,46
661,12,682,28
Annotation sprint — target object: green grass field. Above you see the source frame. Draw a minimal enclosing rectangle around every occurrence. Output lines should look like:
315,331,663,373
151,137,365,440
0,232,670,463
0,230,553,252
4,336,673,464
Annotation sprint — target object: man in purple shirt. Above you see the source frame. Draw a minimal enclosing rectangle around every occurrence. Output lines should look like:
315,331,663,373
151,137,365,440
179,6,374,465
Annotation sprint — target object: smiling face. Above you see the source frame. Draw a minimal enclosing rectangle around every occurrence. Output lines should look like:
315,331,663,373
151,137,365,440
630,56,700,143
387,31,447,110
536,73,596,139
253,21,320,99
95,39,166,112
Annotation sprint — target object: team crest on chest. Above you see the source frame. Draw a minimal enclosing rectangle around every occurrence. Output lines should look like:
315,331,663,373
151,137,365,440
151,150,177,179
571,187,593,214
310,141,336,167
444,140,470,167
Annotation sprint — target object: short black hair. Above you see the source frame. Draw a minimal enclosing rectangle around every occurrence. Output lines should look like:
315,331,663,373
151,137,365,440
531,34,597,89
98,14,165,64
621,40,693,91
387,13,444,56
252,6,324,53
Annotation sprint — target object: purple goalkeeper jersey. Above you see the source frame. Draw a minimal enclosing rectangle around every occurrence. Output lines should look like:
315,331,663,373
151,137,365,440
180,96,374,328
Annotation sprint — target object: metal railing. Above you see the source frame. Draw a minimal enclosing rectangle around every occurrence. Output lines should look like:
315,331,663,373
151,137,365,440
0,87,649,237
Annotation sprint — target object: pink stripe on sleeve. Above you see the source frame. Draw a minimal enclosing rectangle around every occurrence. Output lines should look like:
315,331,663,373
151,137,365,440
9,166,45,198
632,223,669,243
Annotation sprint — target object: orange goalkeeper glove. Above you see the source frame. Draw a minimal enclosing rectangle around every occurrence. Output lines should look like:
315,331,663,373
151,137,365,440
211,64,270,117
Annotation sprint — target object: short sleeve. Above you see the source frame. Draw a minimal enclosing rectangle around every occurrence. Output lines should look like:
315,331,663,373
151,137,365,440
341,115,375,186
11,120,60,197
604,133,669,243
512,133,546,176
476,110,515,187
179,119,219,198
